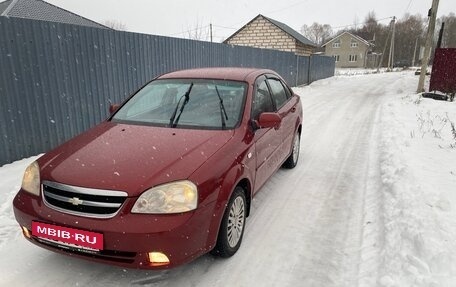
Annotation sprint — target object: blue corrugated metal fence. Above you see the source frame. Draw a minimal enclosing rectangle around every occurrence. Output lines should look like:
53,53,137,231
0,17,334,166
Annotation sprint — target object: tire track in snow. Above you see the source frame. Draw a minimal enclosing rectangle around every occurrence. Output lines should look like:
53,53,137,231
292,90,381,286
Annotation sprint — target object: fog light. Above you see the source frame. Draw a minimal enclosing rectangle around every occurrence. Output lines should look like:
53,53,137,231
148,252,170,267
22,226,31,238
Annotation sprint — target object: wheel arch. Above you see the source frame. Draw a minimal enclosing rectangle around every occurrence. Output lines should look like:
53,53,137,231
235,178,252,217
204,168,253,251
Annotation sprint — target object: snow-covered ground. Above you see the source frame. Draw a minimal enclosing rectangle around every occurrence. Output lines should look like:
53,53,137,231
378,82,456,287
335,67,417,76
0,71,455,286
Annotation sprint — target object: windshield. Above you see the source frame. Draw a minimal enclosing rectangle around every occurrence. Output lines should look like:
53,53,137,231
112,79,247,129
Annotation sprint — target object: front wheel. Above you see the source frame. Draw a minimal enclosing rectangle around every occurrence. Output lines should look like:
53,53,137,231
283,131,300,169
212,187,247,258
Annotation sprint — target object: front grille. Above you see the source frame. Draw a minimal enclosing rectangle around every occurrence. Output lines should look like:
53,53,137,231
42,181,128,218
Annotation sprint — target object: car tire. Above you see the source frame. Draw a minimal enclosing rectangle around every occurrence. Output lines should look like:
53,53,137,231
212,187,247,258
283,131,300,169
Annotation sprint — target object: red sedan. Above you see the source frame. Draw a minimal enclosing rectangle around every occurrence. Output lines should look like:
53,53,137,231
13,67,302,269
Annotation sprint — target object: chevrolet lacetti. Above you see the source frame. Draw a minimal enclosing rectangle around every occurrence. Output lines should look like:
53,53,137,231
13,67,302,269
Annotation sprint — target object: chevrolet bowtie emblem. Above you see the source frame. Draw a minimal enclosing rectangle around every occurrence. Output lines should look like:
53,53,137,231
68,197,84,206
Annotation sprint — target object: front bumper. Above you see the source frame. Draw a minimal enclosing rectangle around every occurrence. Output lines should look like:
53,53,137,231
13,189,216,269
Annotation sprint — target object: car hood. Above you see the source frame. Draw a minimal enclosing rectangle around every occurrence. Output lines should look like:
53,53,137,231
38,122,234,196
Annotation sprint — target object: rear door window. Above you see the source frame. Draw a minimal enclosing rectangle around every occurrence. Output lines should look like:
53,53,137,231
252,78,275,120
267,78,288,109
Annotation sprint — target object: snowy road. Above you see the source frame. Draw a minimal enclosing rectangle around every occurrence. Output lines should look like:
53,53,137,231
0,72,421,286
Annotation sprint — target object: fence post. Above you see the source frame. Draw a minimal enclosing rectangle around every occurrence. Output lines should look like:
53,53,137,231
295,56,299,86
307,55,312,85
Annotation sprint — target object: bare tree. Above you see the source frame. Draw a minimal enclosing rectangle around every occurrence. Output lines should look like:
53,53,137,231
436,13,456,48
346,12,426,67
364,11,379,34
394,14,426,65
300,23,333,46
354,11,379,43
185,18,209,41
102,20,127,31
353,15,360,31
305,11,430,66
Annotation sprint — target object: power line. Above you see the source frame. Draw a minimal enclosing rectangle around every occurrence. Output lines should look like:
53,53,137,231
331,16,394,30
212,24,237,30
169,24,211,36
263,0,309,16
404,0,414,14
168,21,240,38
167,8,394,41
170,0,310,37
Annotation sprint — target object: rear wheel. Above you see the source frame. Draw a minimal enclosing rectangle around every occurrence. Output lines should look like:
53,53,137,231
212,187,247,257
283,131,300,169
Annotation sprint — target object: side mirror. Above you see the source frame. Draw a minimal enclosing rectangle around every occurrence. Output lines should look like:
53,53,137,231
257,112,282,129
109,104,120,114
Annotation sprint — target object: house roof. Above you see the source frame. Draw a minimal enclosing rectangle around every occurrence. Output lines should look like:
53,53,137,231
321,31,371,47
224,14,316,47
0,0,11,14
0,0,108,29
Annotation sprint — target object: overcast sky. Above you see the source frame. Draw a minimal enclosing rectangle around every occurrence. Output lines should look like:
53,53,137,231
47,0,456,42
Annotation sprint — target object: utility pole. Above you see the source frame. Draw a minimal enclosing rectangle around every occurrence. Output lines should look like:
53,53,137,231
436,22,445,48
387,16,396,70
417,0,440,93
377,22,393,72
210,23,213,43
412,38,418,67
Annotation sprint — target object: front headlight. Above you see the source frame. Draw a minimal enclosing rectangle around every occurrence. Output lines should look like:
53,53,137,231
21,161,40,196
131,180,198,214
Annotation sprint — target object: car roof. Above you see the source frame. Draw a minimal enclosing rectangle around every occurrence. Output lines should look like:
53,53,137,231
158,67,277,82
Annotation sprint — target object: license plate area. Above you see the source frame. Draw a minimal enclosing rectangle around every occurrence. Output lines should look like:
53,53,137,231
32,221,104,251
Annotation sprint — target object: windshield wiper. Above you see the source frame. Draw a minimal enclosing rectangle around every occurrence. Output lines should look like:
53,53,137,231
214,85,228,129
169,83,193,128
